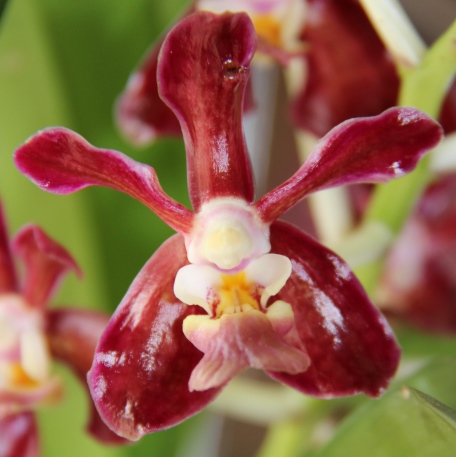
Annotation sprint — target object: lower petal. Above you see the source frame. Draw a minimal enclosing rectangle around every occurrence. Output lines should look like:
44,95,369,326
268,221,400,398
184,308,310,392
87,235,221,441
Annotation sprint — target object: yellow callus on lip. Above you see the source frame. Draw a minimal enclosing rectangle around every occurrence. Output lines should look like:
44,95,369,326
216,272,260,318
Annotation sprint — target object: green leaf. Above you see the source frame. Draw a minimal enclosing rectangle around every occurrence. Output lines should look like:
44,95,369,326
398,326,456,359
399,18,456,112
313,358,456,457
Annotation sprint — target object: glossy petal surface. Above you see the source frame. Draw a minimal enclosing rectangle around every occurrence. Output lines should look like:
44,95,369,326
14,128,193,234
267,221,400,397
88,235,221,440
0,203,17,294
291,0,399,137
256,107,443,223
0,412,39,457
46,309,125,444
12,225,80,308
158,12,256,209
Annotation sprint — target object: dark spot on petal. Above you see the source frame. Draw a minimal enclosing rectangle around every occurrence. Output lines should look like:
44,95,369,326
223,58,245,80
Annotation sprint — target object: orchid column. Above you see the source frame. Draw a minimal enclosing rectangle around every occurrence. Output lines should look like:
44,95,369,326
15,11,442,441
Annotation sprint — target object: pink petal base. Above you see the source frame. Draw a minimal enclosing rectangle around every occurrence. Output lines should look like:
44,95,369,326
0,412,39,457
184,309,310,391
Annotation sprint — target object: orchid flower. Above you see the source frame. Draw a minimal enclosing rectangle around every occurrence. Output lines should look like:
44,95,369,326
116,0,401,145
377,173,456,334
14,12,443,440
0,203,123,456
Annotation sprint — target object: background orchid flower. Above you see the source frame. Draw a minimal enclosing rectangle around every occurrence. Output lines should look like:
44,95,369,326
115,0,410,146
376,173,456,334
14,11,443,441
0,202,124,456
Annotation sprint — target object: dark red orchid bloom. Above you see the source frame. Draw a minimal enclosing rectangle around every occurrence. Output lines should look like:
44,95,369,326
115,0,400,145
377,173,456,334
0,204,124,456
15,12,442,440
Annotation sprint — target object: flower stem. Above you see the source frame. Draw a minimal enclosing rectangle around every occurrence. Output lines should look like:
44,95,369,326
256,420,303,457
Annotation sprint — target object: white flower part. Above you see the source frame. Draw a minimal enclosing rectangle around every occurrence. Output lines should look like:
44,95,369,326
174,264,222,314
265,300,295,336
245,254,292,307
182,314,221,353
174,253,292,320
0,295,41,352
20,328,51,383
0,311,18,353
0,293,50,385
186,198,270,270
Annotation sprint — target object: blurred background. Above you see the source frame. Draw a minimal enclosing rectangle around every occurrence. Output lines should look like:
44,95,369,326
0,1,455,456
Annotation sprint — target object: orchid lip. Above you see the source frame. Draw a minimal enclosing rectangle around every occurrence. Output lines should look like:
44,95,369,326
174,253,292,319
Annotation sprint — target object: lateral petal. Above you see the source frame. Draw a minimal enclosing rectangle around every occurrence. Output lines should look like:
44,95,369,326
12,225,80,308
256,107,443,223
267,221,400,397
87,235,221,441
46,308,126,444
158,11,256,209
0,412,39,457
14,128,193,234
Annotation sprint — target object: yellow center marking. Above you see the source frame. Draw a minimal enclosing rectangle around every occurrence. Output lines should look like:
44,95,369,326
215,272,261,318
9,363,39,388
252,15,282,48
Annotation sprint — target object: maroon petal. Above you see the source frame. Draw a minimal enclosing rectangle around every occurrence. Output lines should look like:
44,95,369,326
12,225,81,308
0,203,17,294
116,42,182,145
291,0,399,137
88,235,221,441
0,412,39,457
256,107,443,223
14,128,193,234
46,309,126,444
158,11,256,210
267,221,400,397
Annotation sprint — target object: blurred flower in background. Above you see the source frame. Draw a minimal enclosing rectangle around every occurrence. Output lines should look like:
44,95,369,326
115,0,403,146
0,201,123,456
